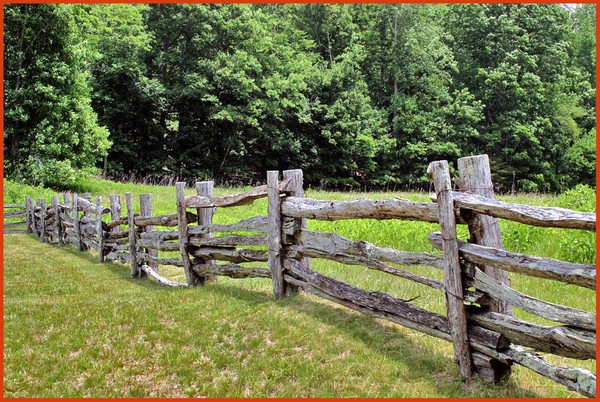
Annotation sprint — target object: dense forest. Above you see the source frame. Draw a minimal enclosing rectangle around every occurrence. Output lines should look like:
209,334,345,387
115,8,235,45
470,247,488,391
4,4,596,192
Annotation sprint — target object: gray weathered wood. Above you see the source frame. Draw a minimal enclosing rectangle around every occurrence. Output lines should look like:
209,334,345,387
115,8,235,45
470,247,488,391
77,196,111,215
283,258,507,351
468,310,596,360
52,196,63,246
192,262,271,279
4,211,26,219
471,352,512,383
37,199,47,243
452,191,595,231
184,180,291,209
428,233,595,290
290,244,444,291
281,196,441,223
282,169,310,295
140,230,178,241
466,266,595,330
176,182,200,287
105,251,131,265
195,181,216,282
188,234,267,247
137,238,179,251
96,196,104,262
140,194,156,274
130,212,197,228
110,195,121,233
188,216,269,235
73,194,83,251
500,346,596,398
191,247,268,263
428,160,473,379
4,203,25,208
4,221,26,229
297,229,444,269
458,155,512,316
125,192,139,277
267,171,285,299
25,197,33,234
138,252,183,267
140,265,187,288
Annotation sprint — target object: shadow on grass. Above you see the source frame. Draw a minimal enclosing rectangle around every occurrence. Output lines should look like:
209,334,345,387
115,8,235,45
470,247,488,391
206,283,541,398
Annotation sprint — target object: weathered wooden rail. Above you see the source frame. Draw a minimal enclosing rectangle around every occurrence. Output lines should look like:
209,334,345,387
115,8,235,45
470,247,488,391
4,203,27,234
11,155,596,397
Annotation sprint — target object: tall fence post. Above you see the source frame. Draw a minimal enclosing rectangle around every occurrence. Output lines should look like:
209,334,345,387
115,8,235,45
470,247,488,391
457,155,512,315
176,182,201,287
96,196,104,263
125,192,139,277
37,198,47,243
139,193,155,275
428,160,473,380
25,197,32,234
73,194,82,251
52,195,63,246
195,181,216,282
282,169,307,295
110,194,121,233
63,193,71,244
457,154,513,382
267,171,285,300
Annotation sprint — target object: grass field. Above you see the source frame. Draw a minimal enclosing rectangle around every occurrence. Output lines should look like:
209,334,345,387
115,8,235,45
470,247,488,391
3,178,596,397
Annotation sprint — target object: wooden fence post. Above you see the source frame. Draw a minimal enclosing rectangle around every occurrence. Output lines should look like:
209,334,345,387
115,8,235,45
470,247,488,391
96,196,104,263
139,193,155,275
125,192,139,277
52,195,63,246
176,182,201,287
267,171,285,300
37,199,47,243
457,155,512,315
282,169,307,295
62,193,71,244
457,154,513,382
25,197,32,234
110,195,121,233
73,194,83,251
195,181,216,282
428,160,473,380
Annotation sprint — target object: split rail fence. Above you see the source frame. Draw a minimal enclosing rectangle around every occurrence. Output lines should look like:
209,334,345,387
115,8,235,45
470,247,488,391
12,155,596,397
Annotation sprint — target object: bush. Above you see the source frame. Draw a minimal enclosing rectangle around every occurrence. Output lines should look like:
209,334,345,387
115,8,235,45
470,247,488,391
558,184,596,212
19,157,101,192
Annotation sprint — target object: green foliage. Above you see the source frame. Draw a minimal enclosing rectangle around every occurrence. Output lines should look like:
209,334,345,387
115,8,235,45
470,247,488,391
4,4,111,187
3,4,595,192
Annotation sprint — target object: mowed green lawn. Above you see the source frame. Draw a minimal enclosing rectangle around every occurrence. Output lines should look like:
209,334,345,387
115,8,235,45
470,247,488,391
3,182,596,397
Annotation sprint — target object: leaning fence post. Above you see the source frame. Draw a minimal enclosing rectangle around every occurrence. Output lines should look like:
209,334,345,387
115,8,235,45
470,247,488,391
125,192,139,277
73,194,82,251
25,197,32,234
176,182,201,287
282,169,307,295
267,171,285,300
195,181,216,282
457,154,513,382
428,160,473,380
52,195,63,246
457,155,512,316
37,198,47,243
96,196,104,263
139,193,155,275
110,194,121,233
62,193,71,244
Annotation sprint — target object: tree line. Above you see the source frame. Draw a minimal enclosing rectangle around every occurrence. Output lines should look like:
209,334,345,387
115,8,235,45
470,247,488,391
4,4,596,192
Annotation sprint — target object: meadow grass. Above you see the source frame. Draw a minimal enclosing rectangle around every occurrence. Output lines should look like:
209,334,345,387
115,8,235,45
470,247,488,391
3,178,596,397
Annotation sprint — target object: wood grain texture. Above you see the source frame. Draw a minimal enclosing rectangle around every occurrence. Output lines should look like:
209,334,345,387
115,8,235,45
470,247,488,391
428,160,473,379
